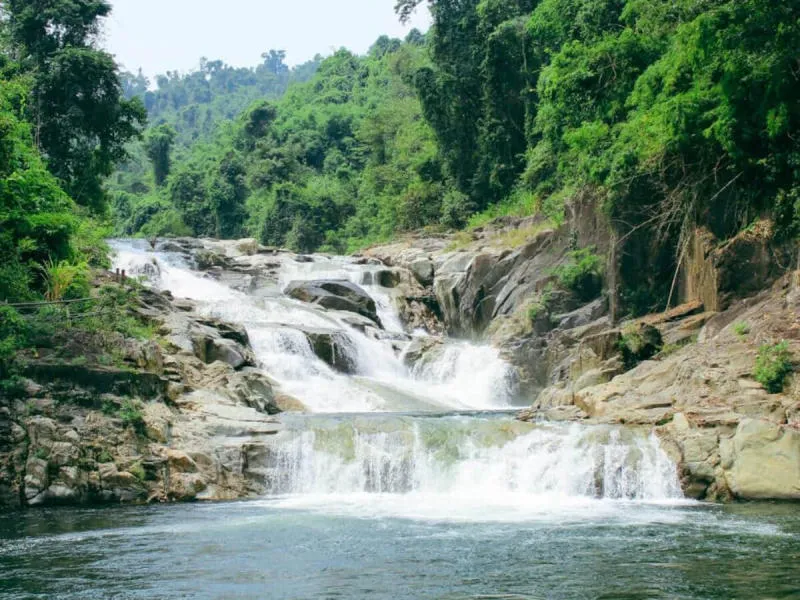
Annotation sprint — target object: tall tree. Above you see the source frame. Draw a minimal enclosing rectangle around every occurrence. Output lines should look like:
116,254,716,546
1,0,146,212
144,124,176,186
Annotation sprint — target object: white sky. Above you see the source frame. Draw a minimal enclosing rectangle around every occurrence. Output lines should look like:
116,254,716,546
102,0,431,77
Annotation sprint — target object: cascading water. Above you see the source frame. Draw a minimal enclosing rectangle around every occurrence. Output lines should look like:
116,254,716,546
110,239,684,518
111,239,515,413
256,414,683,520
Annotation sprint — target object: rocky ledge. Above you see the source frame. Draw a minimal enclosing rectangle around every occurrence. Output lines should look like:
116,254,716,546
0,275,299,509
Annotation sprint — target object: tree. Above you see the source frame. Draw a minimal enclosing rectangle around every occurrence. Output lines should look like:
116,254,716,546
144,124,176,186
1,0,146,212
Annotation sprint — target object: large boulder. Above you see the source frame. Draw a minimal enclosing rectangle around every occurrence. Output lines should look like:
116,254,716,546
285,280,382,327
721,419,800,500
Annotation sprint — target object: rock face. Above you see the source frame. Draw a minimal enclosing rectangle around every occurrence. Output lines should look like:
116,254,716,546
525,273,800,501
364,213,800,503
286,280,382,327
0,281,287,510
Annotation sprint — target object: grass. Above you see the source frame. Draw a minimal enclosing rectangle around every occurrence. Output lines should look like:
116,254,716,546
733,321,751,338
120,399,146,432
467,188,541,230
488,220,557,249
527,284,554,322
754,340,793,393
445,231,475,252
551,248,604,301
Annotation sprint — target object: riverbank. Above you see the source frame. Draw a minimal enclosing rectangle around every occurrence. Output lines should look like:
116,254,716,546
2,223,798,509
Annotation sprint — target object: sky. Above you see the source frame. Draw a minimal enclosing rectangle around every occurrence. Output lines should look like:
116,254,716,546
103,0,431,78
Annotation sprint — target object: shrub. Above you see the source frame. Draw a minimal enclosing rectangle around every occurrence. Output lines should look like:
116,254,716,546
619,324,663,370
733,322,751,338
552,248,604,302
128,462,147,482
528,285,553,323
120,399,146,432
754,341,793,393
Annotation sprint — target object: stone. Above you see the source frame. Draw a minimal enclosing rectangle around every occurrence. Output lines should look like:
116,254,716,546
235,238,260,256
300,328,358,374
402,337,444,368
723,419,800,500
409,259,435,287
167,450,198,473
286,280,382,327
193,334,253,370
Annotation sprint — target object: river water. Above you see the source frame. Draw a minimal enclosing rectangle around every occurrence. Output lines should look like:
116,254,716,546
2,240,798,599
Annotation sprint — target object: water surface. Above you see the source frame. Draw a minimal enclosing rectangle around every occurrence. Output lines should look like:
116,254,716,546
1,501,798,599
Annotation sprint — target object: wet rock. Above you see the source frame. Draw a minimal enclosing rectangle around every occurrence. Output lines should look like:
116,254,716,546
286,280,382,327
301,328,358,375
228,368,281,415
402,337,444,368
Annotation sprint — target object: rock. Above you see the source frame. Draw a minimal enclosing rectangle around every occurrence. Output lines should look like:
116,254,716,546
192,334,254,370
722,419,800,500
286,280,382,327
195,317,250,347
235,238,260,256
195,249,229,270
409,259,435,287
228,368,281,415
167,450,198,473
553,298,607,330
273,393,308,413
301,328,358,374
402,337,444,368
376,269,402,288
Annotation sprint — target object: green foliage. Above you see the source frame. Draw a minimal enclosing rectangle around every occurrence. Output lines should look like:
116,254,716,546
144,125,176,187
527,285,554,323
754,341,793,394
96,449,114,464
552,248,604,302
733,322,751,338
619,324,663,370
37,259,90,302
1,0,146,212
119,399,145,432
113,0,800,320
128,462,147,481
0,305,26,380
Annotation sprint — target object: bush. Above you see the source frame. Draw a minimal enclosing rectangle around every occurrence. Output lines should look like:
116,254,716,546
552,248,604,302
619,324,663,370
120,399,146,432
733,322,751,338
0,305,27,381
527,285,553,323
754,341,793,393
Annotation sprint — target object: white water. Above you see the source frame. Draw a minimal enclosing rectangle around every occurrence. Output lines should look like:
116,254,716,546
262,416,684,521
110,240,516,413
110,239,684,520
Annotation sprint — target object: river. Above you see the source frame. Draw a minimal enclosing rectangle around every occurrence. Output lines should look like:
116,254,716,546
1,240,798,599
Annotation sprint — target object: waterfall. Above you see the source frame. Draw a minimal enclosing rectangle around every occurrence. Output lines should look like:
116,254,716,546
109,239,685,512
262,416,682,501
109,240,516,413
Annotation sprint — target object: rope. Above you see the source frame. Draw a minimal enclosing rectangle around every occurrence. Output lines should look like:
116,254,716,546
3,297,97,308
